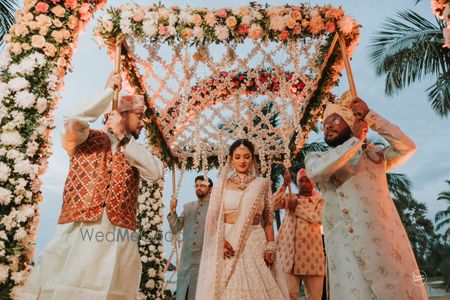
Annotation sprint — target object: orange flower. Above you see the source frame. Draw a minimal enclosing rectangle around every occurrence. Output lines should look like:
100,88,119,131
193,14,203,26
225,16,237,28
290,10,302,21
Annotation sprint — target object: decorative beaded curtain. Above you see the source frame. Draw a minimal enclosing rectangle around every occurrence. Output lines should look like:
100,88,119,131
126,36,328,173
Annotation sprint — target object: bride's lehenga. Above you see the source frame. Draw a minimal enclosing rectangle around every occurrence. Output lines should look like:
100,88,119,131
222,189,284,299
196,171,284,300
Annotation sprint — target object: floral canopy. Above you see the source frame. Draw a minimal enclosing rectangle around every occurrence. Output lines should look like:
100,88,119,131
95,3,361,175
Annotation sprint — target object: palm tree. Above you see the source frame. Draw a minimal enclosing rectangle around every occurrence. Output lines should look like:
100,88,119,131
435,180,450,239
0,0,17,47
369,9,450,117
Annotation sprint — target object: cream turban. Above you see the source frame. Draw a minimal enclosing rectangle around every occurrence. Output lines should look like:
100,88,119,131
118,95,145,113
323,103,355,128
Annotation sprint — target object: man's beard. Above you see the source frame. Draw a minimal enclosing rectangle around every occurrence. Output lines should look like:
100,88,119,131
324,127,352,147
196,190,208,198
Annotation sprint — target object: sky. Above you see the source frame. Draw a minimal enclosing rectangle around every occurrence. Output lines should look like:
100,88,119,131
32,0,450,262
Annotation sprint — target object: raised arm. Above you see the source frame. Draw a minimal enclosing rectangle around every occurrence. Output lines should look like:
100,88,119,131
61,73,121,156
305,137,362,183
364,111,416,172
167,203,185,235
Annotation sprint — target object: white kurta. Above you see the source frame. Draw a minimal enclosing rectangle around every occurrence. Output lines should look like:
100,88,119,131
305,110,428,300
20,88,163,300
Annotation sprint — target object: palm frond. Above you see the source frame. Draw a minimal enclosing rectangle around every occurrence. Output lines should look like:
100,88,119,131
435,208,450,222
426,71,450,117
369,10,450,95
0,0,18,46
435,217,450,231
387,172,413,200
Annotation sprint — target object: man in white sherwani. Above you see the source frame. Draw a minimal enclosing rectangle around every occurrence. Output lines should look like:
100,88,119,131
305,97,428,300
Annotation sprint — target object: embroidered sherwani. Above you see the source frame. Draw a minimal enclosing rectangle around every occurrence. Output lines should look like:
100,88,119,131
20,88,163,300
305,110,428,300
273,192,325,300
167,197,210,300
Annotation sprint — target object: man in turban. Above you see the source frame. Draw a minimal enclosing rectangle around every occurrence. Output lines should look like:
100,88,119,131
273,169,325,300
305,97,427,299
21,72,163,300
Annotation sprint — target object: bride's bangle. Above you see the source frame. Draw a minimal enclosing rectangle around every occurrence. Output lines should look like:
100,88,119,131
266,241,277,254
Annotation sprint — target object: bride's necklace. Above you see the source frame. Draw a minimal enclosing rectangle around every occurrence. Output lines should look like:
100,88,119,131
229,172,256,190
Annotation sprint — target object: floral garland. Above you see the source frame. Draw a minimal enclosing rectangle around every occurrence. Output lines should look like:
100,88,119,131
164,68,307,136
137,179,165,300
431,0,450,47
0,0,108,298
96,3,358,45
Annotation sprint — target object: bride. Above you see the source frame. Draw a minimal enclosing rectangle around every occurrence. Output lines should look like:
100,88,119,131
196,139,284,299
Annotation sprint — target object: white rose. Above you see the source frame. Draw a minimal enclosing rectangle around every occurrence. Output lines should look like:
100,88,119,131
13,228,27,241
0,264,9,283
0,82,9,101
149,245,156,252
146,279,155,289
0,231,7,240
1,131,23,146
0,188,12,205
15,90,36,108
18,57,36,75
141,255,148,263
14,159,32,175
0,162,10,182
192,26,204,39
214,25,229,41
147,268,157,277
36,97,47,114
6,149,24,161
153,189,161,199
30,52,46,66
10,270,25,283
143,21,158,36
153,215,161,224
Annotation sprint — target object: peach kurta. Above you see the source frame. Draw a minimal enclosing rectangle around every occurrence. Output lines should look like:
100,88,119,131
273,192,325,276
305,110,428,300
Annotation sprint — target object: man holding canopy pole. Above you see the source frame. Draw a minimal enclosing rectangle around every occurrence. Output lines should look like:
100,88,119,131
20,72,163,300
305,96,427,299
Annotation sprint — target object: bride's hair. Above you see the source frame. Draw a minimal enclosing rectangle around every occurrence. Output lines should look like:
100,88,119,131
228,139,255,157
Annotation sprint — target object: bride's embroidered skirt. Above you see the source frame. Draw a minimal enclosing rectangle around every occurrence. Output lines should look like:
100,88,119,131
222,224,284,300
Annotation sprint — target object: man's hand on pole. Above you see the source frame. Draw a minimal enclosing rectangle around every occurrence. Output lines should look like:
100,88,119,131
170,198,177,214
106,110,126,140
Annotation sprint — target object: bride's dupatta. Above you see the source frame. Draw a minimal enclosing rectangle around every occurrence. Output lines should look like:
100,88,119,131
195,161,271,300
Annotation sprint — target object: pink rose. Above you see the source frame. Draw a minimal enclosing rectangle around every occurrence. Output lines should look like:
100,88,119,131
205,12,216,26
64,0,77,10
35,2,49,13
215,9,228,18
325,21,336,33
238,23,249,35
133,13,143,22
67,15,78,30
31,35,46,48
158,24,168,36
50,0,61,3
279,30,289,40
51,5,66,17
43,42,57,57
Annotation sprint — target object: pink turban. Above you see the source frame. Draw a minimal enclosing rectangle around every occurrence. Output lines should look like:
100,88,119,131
296,168,315,188
322,103,355,128
118,94,145,113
